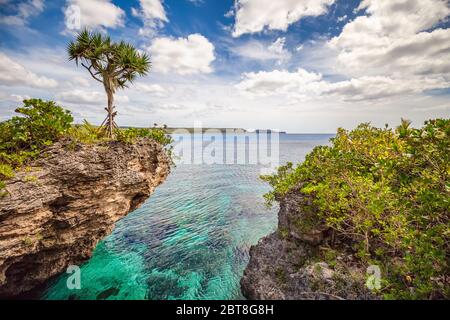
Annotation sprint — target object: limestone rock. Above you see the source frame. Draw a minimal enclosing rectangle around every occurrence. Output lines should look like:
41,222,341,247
241,187,376,300
0,138,170,298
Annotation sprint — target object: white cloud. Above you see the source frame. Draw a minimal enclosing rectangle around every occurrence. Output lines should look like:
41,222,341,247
329,0,450,78
70,76,90,87
56,89,129,105
337,15,347,22
324,76,449,102
0,52,58,89
0,0,44,26
133,0,167,21
236,69,324,98
10,94,31,102
224,8,234,18
268,37,291,64
238,0,450,103
148,34,215,75
135,83,169,97
230,37,290,62
132,0,167,38
236,68,449,102
64,0,125,31
232,0,335,37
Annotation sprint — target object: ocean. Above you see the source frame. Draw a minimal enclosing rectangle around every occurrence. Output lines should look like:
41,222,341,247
43,133,333,300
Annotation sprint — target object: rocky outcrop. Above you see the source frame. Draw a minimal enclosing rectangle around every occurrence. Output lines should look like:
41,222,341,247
0,138,170,298
241,186,376,300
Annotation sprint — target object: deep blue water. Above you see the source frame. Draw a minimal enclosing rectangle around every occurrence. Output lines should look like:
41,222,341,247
43,134,333,300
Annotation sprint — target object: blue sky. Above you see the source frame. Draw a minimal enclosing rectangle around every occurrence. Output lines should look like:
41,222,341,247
0,0,449,132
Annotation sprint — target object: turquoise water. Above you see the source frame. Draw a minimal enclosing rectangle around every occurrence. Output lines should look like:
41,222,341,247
43,134,333,300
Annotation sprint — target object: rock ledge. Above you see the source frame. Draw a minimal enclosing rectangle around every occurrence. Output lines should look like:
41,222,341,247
0,138,170,297
241,187,376,300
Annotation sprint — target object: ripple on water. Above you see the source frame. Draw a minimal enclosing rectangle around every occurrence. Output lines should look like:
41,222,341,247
43,134,333,300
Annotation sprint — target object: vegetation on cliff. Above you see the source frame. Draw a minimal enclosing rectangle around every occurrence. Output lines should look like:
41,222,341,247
0,98,173,197
262,119,449,299
68,29,151,137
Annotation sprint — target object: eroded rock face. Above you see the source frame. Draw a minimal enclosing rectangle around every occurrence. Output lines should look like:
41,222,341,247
241,186,376,300
0,138,170,298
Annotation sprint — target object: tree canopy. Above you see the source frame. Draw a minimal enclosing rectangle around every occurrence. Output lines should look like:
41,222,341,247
67,29,150,137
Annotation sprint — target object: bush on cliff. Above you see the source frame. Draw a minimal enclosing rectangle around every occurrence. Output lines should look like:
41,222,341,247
115,127,173,146
262,119,450,299
0,99,173,196
0,99,73,165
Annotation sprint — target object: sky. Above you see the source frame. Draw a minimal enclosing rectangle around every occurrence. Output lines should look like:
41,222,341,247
0,0,449,133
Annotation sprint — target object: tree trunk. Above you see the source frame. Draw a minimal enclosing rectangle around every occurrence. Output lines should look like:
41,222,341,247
102,79,116,138
106,88,114,138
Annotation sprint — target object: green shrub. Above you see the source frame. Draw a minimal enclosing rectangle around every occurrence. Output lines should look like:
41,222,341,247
116,127,173,148
0,164,14,180
0,99,73,155
0,164,14,197
262,119,450,299
0,99,74,194
0,99,174,194
66,120,106,144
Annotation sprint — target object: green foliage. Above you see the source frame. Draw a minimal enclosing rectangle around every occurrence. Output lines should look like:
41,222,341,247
68,29,151,136
0,164,14,180
0,164,14,197
115,127,173,146
67,120,106,144
0,99,74,194
262,119,450,299
67,29,150,88
0,99,73,157
115,127,174,160
0,99,172,195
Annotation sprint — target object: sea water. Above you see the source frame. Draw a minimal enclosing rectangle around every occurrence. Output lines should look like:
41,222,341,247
43,134,333,300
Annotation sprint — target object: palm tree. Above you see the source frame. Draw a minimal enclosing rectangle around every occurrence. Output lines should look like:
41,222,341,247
397,118,412,138
67,29,150,137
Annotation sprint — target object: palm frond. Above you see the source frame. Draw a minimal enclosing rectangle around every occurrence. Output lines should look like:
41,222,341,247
68,29,151,91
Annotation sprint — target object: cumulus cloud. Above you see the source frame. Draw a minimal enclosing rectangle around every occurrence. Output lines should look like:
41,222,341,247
239,0,450,102
148,34,215,75
230,37,291,62
329,0,450,78
324,76,449,102
232,0,335,37
70,76,90,87
132,0,167,21
236,69,324,98
131,0,168,38
0,52,58,89
56,89,129,105
135,83,169,97
10,93,31,102
0,0,44,26
236,68,449,102
64,0,125,32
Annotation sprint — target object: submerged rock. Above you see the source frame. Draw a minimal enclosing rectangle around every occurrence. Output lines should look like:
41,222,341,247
241,187,376,300
0,138,170,298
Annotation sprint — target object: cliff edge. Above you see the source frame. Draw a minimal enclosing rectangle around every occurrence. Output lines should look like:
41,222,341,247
241,186,376,300
0,138,170,298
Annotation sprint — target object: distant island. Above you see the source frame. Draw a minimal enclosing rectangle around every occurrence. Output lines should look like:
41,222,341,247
120,127,287,134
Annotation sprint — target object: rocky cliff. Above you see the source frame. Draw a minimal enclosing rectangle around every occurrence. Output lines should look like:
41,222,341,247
241,186,377,300
0,138,170,298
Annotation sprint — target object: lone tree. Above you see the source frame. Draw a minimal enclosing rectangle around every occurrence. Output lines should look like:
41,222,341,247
68,29,150,137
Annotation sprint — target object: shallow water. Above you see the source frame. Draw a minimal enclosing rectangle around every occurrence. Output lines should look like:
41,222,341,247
43,134,333,300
